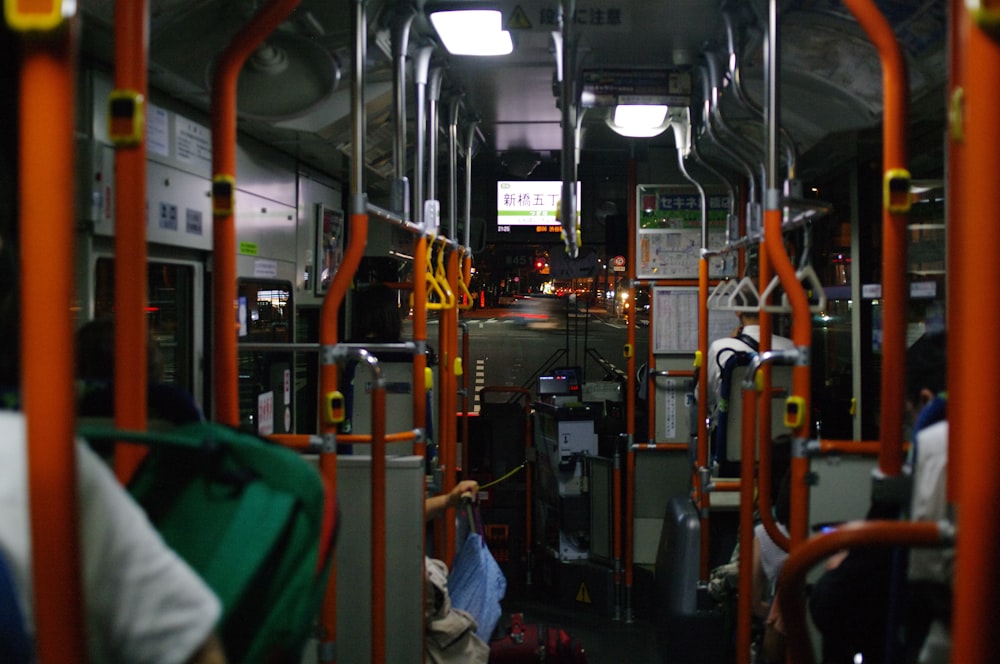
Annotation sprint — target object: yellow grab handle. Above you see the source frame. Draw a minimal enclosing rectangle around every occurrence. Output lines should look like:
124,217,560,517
435,238,456,310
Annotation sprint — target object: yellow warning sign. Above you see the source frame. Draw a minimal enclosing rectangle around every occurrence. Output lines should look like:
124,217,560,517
575,582,592,604
506,5,533,30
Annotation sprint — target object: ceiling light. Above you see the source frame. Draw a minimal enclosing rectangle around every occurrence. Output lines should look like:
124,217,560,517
430,10,513,56
606,104,670,138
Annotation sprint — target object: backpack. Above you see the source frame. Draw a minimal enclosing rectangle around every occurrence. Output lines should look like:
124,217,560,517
711,333,759,472
79,421,338,663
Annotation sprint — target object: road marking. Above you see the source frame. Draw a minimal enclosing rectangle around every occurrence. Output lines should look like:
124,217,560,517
474,359,486,412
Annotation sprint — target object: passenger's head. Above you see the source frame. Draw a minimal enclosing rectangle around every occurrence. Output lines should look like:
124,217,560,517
904,332,946,413
76,317,166,383
351,283,403,343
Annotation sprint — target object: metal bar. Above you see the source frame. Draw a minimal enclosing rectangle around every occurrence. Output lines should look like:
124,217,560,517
413,235,428,458
559,0,579,258
366,201,423,234
413,46,432,229
843,0,909,478
779,521,947,664
736,386,759,664
951,2,1000,661
112,0,150,482
210,0,301,426
18,12,88,661
764,0,812,551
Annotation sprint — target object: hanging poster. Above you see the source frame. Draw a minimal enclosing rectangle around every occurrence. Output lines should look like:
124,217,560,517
315,204,345,295
635,184,734,280
652,287,738,354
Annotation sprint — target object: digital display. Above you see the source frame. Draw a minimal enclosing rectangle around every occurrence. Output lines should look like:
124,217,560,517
496,180,581,234
537,367,581,395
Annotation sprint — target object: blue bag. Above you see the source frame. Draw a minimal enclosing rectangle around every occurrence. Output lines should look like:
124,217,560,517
448,503,507,642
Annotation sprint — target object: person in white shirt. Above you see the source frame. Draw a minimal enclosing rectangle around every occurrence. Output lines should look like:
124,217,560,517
705,311,795,417
903,333,950,664
0,411,226,664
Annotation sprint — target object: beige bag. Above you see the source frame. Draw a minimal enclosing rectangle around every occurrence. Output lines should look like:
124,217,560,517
424,557,489,664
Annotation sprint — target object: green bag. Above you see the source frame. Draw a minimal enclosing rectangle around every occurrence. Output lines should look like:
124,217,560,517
79,421,337,663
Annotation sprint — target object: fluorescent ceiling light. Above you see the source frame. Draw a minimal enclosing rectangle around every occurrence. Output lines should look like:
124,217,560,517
607,104,670,138
430,10,513,56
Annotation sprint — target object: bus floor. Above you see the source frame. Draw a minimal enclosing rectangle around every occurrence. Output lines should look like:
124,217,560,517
495,563,662,662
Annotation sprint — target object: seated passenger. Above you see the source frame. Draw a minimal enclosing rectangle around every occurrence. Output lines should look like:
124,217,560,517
705,310,794,417
75,317,204,427
0,119,224,660
809,332,948,664
903,332,950,663
0,309,225,663
423,480,490,664
752,467,791,664
0,424,227,664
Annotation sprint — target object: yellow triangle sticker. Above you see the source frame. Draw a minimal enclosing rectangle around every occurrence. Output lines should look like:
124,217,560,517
575,582,591,604
506,5,533,30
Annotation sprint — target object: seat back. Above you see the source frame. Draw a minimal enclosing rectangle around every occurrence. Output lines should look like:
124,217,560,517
716,364,794,474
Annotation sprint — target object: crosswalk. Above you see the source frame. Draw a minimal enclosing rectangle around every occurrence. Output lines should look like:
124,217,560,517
474,359,485,413
423,316,627,329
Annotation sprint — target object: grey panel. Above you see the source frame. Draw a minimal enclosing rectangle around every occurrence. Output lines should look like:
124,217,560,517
335,455,425,664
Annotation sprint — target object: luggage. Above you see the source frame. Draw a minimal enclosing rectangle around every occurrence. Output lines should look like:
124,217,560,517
489,612,588,663
79,421,338,663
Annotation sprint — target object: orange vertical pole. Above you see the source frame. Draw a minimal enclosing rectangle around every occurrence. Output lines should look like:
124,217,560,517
646,290,655,444
763,205,810,549
443,246,460,563
461,253,472,477
16,11,88,661
370,375,388,664
697,256,711,580
951,5,1000,663
210,0,300,425
756,245,788,552
112,0,150,483
843,0,909,478
317,208,367,658
412,235,428,458
624,158,638,609
779,521,944,664
311,1,370,659
757,242,774,461
944,0,966,513
735,388,759,664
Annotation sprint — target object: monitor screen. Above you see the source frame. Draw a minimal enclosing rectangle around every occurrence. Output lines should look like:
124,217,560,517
496,180,581,236
537,367,581,395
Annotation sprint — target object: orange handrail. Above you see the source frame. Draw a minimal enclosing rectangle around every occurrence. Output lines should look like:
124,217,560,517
764,206,811,550
815,440,884,455
268,430,419,453
778,521,946,664
755,247,787,553
210,0,300,426
696,258,712,580
445,245,461,563
631,442,689,452
951,5,1000,662
366,360,388,664
843,0,910,479
111,0,150,483
624,160,638,601
460,320,471,493
412,235,429,458
17,12,89,661
736,385,758,664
